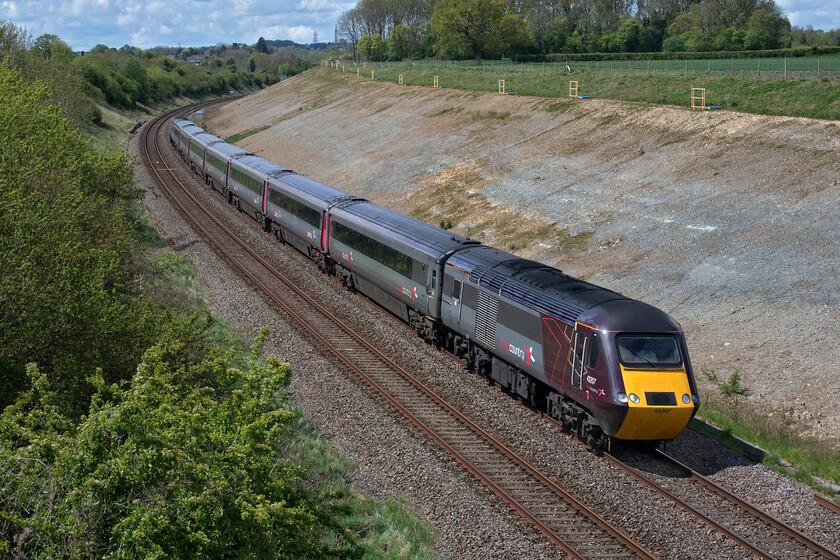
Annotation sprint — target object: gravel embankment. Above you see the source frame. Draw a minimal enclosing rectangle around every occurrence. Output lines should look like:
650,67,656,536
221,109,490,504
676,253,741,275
131,128,840,560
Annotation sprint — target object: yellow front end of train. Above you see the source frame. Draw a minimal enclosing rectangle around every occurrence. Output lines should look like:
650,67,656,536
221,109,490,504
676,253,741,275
613,364,697,440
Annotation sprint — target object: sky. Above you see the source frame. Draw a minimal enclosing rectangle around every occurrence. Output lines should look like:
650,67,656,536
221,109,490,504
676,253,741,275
1,0,357,51
1,0,838,52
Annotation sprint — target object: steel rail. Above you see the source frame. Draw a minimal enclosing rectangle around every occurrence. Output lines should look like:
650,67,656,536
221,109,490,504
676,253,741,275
140,108,658,560
656,450,840,560
597,442,840,560
814,494,840,516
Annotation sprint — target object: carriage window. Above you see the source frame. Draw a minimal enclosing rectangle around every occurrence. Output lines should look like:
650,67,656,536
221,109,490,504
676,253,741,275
268,188,322,228
230,166,263,196
331,221,414,278
616,335,682,368
206,152,226,174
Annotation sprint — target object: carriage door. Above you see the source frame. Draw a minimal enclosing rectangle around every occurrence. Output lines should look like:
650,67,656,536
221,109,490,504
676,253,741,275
570,329,589,390
441,272,464,329
571,330,600,391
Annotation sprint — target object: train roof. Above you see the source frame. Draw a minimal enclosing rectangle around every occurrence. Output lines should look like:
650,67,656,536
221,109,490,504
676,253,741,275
192,130,221,145
271,173,360,209
231,153,291,180
445,245,681,331
171,117,203,135
332,200,479,261
206,140,250,160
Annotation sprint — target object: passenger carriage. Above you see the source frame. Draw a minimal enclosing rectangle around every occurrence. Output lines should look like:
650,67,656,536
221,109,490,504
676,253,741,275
167,116,700,445
326,200,478,337
264,173,359,266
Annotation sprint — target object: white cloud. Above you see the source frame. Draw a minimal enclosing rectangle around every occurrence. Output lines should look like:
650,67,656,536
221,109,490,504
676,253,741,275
776,0,840,30
285,24,314,42
2,2,20,18
296,0,335,10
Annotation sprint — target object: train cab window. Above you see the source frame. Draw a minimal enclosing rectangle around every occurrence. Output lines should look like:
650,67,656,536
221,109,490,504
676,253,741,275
587,334,600,368
616,335,682,368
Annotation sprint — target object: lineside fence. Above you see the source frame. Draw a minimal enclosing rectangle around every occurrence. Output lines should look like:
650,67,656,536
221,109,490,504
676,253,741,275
365,55,840,79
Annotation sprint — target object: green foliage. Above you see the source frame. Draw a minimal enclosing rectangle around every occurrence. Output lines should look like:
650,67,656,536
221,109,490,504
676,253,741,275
430,0,531,62
0,21,100,129
702,368,752,407
0,65,212,415
0,333,366,558
386,25,411,61
359,34,385,62
256,36,269,54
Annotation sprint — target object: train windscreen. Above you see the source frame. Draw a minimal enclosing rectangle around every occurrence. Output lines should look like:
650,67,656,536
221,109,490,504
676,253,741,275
615,335,682,368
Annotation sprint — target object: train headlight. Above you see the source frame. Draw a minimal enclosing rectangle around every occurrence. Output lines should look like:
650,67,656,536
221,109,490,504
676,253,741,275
682,393,691,404
616,392,628,404
629,393,640,404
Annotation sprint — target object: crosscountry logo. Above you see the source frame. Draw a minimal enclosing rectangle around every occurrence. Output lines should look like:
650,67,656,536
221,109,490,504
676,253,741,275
499,339,537,366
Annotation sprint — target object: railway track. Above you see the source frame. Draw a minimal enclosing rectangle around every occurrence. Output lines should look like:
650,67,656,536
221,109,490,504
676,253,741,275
606,445,840,560
141,106,658,559
141,104,839,560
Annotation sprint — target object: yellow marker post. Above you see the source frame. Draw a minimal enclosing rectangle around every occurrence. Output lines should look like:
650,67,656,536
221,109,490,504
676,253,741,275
399,74,403,85
691,88,706,110
499,79,505,94
434,75,439,88
569,80,578,99
357,68,360,76
371,70,375,79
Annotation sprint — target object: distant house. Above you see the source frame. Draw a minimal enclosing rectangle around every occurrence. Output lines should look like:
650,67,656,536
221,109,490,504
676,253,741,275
187,55,205,66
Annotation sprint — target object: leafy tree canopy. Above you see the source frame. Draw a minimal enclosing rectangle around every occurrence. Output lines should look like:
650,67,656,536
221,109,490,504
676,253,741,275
430,0,531,62
0,64,213,415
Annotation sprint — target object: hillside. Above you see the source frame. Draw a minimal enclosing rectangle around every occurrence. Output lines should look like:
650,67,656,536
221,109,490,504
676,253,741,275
205,68,840,447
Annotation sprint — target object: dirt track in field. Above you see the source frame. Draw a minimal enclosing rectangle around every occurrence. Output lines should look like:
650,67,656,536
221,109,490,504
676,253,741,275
205,68,840,447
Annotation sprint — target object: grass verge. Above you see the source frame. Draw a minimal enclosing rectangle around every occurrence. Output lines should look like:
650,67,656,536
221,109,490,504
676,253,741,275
286,417,439,558
344,62,840,121
695,370,839,497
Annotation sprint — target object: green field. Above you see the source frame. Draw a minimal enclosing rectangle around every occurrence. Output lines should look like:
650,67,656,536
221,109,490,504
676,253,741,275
342,56,840,120
397,54,840,77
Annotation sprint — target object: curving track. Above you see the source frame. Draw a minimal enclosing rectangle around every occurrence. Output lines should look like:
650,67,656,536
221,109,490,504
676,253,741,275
605,446,840,559
140,103,839,560
141,105,659,560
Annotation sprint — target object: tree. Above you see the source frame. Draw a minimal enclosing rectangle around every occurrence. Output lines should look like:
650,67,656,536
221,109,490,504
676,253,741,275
386,24,410,59
119,55,151,103
32,33,73,60
256,36,269,53
743,5,790,49
358,33,385,61
430,0,531,62
357,0,390,37
338,7,365,62
0,64,199,414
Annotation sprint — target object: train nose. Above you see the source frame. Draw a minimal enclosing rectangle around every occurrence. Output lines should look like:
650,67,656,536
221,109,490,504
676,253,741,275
613,368,698,440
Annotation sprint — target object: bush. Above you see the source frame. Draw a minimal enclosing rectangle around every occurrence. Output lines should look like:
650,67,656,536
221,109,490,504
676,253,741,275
0,331,365,558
